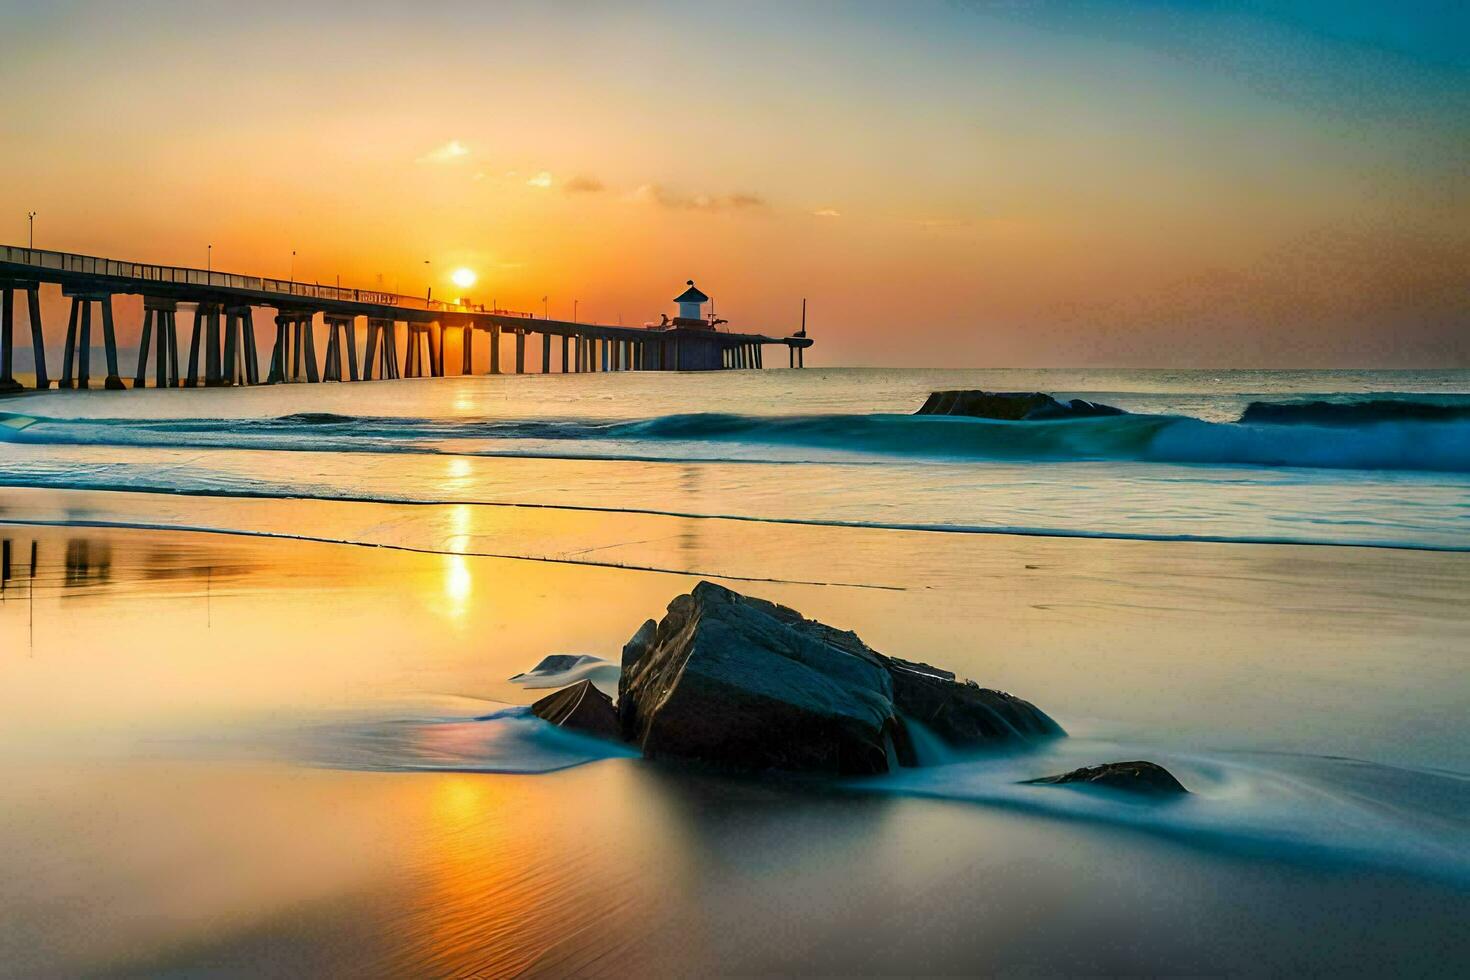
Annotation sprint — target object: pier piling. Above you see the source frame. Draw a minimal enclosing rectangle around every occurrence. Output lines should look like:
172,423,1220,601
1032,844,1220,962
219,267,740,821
59,299,77,388
134,308,153,387
27,286,47,389
345,319,358,381
78,299,93,388
0,282,49,391
302,316,320,382
322,315,357,382
185,303,203,387
0,287,15,393
201,302,224,387
268,314,288,383
363,318,383,380
98,295,124,389
384,321,400,379
136,299,180,388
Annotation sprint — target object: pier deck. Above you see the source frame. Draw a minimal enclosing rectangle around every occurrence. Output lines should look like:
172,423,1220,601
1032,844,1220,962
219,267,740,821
0,245,812,391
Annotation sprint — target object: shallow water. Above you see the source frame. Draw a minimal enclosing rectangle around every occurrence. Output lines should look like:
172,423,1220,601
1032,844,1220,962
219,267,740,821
3,368,1470,550
1,368,1467,975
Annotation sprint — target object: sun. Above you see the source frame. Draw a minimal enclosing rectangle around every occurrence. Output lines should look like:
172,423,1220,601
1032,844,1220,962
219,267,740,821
450,267,477,289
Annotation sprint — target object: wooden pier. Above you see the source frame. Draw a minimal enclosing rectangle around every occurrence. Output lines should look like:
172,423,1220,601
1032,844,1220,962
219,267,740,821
0,245,813,392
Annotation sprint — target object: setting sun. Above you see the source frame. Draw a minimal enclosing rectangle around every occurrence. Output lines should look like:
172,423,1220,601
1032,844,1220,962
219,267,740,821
450,267,477,289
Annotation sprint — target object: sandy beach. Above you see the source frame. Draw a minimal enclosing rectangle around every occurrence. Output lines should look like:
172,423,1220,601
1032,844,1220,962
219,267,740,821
3,478,1467,974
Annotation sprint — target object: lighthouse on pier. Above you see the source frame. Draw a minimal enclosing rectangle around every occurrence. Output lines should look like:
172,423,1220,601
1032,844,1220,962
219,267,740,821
673,280,710,326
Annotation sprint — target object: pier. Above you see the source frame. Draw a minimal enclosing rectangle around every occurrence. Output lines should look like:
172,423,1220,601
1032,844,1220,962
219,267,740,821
0,245,813,392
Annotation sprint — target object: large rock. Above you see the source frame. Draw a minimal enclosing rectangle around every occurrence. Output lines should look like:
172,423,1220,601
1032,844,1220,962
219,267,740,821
617,581,1061,775
886,656,1064,748
1024,760,1187,796
916,390,1124,420
530,679,621,741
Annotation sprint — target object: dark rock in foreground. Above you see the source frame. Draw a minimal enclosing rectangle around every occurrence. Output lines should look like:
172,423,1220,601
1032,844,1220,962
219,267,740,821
916,390,1125,421
886,656,1064,750
617,581,1061,775
1025,760,1187,796
530,679,621,741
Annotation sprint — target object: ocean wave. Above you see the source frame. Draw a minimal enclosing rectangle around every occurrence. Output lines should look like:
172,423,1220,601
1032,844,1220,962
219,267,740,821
4,402,1470,473
1240,397,1470,426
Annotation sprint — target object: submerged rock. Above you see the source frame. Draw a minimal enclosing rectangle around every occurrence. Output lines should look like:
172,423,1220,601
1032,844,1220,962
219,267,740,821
617,581,1060,775
530,679,621,741
916,390,1125,421
1024,760,1187,796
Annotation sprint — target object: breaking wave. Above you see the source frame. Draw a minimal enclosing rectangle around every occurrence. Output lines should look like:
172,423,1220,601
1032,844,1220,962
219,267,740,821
5,397,1470,473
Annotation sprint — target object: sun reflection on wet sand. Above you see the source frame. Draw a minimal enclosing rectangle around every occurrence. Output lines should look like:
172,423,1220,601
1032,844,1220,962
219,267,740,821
378,763,689,977
444,554,473,616
438,503,477,621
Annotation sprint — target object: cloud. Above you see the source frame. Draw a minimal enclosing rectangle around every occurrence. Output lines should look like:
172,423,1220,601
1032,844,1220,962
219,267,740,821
417,139,470,164
631,184,767,213
812,208,842,218
916,217,971,230
563,175,605,193
527,171,553,188
724,193,765,210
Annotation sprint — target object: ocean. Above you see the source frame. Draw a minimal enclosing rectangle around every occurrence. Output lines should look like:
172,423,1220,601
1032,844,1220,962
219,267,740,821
1,367,1467,975
3,368,1469,551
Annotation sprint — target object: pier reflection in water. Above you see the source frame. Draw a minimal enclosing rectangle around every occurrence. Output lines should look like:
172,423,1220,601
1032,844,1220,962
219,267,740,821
64,538,111,587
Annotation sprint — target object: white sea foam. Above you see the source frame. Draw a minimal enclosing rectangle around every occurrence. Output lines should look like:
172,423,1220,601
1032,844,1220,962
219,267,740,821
509,655,621,695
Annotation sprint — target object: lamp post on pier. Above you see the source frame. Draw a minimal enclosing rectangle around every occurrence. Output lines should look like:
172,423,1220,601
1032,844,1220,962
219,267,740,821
26,212,36,249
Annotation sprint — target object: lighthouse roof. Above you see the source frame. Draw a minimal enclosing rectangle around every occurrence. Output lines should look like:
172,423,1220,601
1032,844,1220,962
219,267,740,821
674,281,709,303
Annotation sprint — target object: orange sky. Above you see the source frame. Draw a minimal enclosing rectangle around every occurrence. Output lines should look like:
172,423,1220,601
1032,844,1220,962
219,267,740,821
1,1,1465,366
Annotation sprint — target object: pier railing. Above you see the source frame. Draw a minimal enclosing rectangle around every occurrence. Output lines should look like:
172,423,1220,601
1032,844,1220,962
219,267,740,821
0,245,534,317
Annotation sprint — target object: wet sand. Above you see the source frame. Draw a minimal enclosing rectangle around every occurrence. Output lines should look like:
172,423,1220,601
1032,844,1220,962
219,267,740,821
1,504,1468,976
